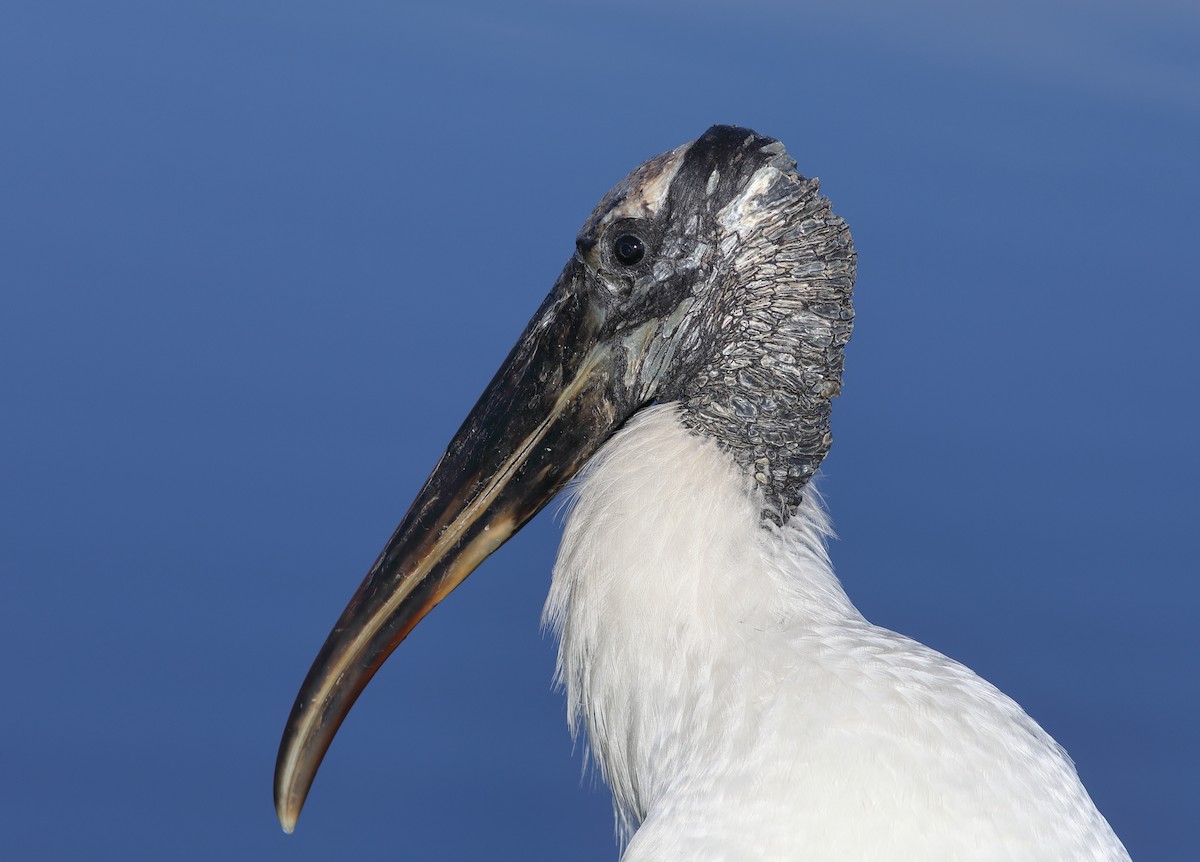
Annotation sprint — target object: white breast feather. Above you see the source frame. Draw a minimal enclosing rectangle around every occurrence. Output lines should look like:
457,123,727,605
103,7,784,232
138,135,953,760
543,404,1128,861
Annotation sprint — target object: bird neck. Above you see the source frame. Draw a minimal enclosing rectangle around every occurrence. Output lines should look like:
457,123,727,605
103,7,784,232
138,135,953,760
543,403,860,837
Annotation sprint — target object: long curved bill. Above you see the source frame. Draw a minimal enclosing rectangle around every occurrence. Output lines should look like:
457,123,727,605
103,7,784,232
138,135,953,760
274,260,634,832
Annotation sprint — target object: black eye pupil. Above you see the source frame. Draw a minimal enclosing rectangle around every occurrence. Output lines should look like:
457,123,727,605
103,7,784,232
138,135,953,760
613,234,645,266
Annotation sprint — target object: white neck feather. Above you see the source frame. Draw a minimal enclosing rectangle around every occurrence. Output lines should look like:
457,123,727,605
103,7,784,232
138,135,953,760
543,404,1127,860
543,404,859,838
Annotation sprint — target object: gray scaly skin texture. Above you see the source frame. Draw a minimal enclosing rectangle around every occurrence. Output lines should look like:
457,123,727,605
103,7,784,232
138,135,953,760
679,159,854,522
583,127,856,524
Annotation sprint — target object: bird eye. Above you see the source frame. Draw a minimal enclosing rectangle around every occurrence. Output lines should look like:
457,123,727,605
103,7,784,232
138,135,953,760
612,234,645,266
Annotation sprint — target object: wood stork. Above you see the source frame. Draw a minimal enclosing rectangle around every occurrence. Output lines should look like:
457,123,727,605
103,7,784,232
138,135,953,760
274,125,1130,860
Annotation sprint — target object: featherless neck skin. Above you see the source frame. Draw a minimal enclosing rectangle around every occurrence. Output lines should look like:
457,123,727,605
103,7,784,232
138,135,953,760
663,177,854,525
607,134,856,525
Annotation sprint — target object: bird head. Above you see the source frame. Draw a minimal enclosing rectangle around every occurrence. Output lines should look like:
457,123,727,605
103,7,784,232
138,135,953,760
274,124,855,832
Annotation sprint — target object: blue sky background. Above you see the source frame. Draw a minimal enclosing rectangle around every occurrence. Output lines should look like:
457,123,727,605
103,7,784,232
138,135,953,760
2,1,1197,859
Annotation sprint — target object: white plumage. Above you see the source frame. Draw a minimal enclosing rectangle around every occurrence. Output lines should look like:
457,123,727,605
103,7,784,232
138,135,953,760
546,404,1128,861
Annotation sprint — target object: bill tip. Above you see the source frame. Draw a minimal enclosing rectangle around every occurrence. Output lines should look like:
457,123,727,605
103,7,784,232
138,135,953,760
276,801,298,834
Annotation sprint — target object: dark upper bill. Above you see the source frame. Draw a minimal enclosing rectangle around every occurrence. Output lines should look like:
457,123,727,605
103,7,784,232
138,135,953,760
273,260,641,832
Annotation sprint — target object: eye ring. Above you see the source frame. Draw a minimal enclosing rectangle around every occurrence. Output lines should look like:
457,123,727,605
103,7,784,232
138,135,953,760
612,234,646,266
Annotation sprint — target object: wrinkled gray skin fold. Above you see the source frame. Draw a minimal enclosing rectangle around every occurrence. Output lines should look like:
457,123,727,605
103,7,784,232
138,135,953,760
274,125,855,832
